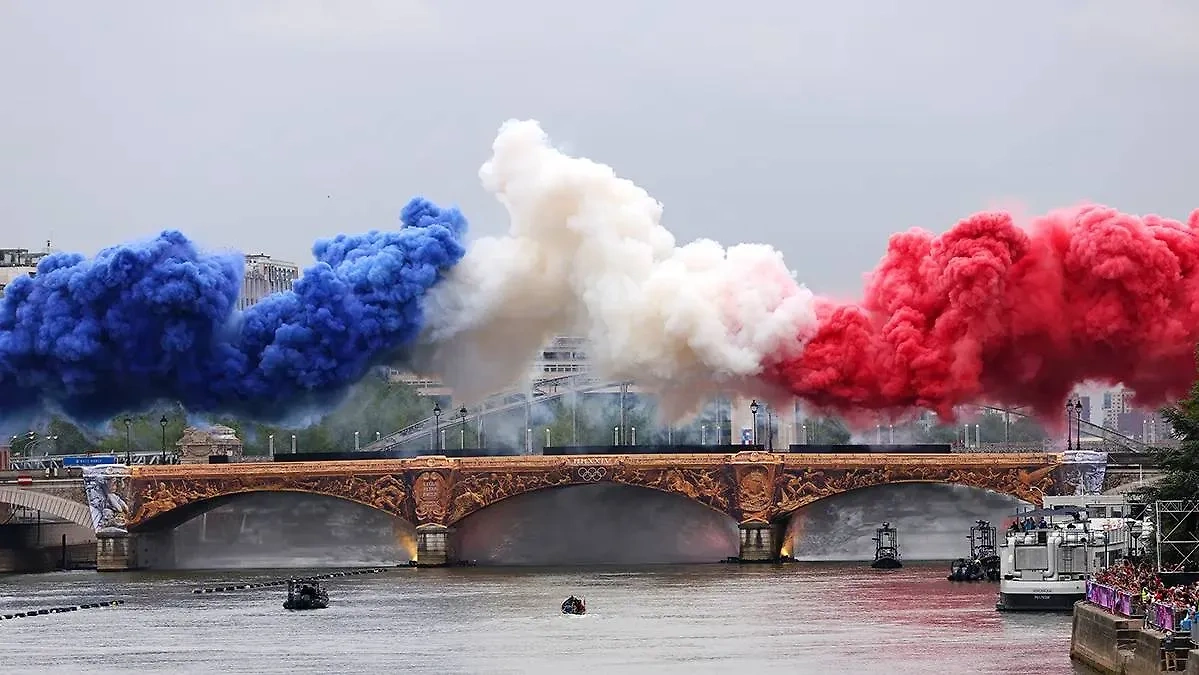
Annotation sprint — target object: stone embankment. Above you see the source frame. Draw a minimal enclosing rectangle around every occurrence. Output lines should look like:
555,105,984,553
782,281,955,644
1071,601,1196,674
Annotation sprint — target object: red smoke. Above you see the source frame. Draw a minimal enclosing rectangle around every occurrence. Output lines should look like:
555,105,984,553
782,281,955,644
764,205,1199,422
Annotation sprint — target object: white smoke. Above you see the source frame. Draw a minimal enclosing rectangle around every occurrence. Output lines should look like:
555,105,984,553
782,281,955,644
417,120,818,418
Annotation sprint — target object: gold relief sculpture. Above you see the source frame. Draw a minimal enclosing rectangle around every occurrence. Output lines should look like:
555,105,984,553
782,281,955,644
123,452,1061,530
771,462,1061,516
449,470,573,523
735,467,773,517
128,472,412,529
413,471,450,524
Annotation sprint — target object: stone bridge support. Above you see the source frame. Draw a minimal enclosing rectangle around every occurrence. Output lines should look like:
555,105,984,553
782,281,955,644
415,524,453,567
738,521,784,562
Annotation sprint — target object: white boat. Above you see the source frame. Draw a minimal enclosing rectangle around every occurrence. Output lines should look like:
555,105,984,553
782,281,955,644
996,495,1143,611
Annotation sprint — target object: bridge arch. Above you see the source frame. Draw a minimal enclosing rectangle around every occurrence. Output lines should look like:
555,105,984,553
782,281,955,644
0,485,94,530
446,465,737,526
128,474,415,532
768,463,1057,524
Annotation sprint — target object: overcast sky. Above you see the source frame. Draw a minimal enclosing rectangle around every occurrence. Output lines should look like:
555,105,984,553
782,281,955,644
2,0,1196,295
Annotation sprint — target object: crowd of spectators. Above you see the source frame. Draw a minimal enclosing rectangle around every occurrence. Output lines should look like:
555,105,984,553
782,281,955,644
1095,560,1199,611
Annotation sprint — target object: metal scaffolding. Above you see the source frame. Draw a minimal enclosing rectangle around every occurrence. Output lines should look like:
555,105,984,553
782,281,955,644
1154,499,1199,572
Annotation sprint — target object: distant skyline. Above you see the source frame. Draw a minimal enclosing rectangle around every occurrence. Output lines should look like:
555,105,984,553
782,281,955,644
2,1,1197,296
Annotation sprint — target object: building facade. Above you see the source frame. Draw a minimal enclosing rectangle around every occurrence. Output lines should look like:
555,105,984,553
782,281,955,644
238,254,300,311
0,247,49,297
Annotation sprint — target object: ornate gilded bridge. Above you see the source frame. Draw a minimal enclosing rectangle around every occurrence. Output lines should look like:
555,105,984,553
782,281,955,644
67,450,1076,570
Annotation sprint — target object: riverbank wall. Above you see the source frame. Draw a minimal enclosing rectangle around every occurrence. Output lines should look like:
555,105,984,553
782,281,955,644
1070,601,1196,674
0,522,96,573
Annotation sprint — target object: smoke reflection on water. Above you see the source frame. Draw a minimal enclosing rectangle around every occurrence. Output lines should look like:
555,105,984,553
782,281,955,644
454,484,739,564
170,493,416,569
164,483,1029,568
786,483,1031,561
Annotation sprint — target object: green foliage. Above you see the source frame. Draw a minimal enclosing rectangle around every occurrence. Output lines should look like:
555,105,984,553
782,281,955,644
9,372,433,457
1148,381,1199,502
805,417,851,444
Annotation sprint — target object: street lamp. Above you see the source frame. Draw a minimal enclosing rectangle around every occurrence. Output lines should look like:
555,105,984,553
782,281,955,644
123,417,132,464
764,406,774,450
159,415,168,464
1066,402,1074,451
432,403,442,451
1073,400,1084,449
458,407,468,450
750,400,760,446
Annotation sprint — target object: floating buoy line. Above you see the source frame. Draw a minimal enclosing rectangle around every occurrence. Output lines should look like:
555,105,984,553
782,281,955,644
1,567,403,621
191,566,396,594
0,600,123,620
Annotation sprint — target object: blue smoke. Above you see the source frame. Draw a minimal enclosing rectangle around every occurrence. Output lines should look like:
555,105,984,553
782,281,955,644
0,198,467,423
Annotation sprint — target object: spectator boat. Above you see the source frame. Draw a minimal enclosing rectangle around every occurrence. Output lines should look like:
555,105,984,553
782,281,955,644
996,495,1138,611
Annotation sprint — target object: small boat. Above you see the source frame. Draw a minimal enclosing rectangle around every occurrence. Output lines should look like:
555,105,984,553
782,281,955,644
284,580,329,610
948,557,985,581
561,595,586,615
870,522,903,569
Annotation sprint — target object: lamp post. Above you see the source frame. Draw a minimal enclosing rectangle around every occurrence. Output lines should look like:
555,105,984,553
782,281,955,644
458,407,467,450
701,425,707,445
432,403,442,452
764,406,774,450
291,434,296,453
1069,405,1079,450
123,417,132,465
268,434,275,459
750,400,760,446
160,415,168,464
1073,399,1084,449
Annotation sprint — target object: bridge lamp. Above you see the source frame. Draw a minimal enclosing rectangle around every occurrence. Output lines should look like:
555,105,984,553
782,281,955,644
459,408,468,450
159,415,169,463
123,417,132,464
749,400,760,445
432,403,443,451
1072,400,1084,447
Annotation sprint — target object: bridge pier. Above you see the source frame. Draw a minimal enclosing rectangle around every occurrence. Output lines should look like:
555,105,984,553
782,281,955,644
96,531,175,571
737,521,783,563
96,532,138,571
415,524,455,567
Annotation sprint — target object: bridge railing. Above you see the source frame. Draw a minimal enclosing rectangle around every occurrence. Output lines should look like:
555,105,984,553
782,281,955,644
9,452,180,471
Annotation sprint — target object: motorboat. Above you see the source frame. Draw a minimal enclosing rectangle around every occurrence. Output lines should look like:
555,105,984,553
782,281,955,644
284,579,329,610
948,557,985,581
949,520,1001,582
870,522,903,569
561,595,586,615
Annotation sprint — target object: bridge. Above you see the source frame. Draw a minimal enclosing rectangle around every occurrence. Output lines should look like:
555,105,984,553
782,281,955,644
0,449,1088,570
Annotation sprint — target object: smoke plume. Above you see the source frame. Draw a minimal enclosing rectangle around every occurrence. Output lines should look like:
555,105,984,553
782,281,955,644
765,205,1199,420
415,120,816,418
0,198,466,423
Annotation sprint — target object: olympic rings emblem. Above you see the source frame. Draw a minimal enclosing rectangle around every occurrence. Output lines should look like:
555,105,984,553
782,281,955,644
576,466,607,482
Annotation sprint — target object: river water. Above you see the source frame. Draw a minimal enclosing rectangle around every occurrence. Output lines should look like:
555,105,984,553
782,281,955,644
0,562,1095,674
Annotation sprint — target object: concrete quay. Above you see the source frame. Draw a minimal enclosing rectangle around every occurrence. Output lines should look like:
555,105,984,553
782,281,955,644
1071,601,1197,674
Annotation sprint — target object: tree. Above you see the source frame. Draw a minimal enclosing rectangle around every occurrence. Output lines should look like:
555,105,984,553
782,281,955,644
1150,383,1199,502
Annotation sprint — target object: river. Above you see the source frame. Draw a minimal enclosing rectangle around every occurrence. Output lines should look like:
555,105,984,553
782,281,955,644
0,562,1095,674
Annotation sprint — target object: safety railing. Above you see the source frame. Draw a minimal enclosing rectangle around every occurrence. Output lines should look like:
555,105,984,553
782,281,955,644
1086,581,1141,617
